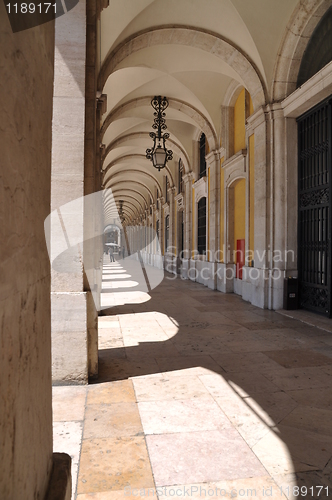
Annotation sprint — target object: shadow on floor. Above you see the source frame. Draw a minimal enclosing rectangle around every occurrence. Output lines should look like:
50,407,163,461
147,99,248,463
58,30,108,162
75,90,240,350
97,265,332,498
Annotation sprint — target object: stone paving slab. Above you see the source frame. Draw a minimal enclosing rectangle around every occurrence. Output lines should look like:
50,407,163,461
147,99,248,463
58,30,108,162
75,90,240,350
54,262,332,500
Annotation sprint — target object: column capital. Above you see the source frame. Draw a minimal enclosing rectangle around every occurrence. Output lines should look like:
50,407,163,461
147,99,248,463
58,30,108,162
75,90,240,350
183,171,194,184
264,102,284,120
206,149,222,167
97,0,109,19
246,106,266,133
96,92,107,115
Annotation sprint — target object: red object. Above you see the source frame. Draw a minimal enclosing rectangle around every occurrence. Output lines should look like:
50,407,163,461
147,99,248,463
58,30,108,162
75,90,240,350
236,239,245,279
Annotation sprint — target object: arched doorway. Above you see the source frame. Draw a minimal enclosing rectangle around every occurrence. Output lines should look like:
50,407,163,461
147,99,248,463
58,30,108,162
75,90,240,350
228,178,246,294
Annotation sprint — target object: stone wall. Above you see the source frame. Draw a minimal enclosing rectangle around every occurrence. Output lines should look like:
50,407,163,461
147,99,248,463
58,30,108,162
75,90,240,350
51,0,90,383
0,6,55,499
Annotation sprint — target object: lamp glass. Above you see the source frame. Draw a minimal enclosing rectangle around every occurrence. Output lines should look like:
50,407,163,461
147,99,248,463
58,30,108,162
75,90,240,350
152,146,166,168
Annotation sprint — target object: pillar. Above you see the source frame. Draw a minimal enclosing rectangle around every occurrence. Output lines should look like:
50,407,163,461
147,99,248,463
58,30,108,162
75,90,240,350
206,151,220,289
51,0,90,383
246,107,270,308
182,172,194,278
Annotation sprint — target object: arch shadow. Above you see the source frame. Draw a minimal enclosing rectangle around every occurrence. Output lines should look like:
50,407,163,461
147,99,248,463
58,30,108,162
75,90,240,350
96,262,332,496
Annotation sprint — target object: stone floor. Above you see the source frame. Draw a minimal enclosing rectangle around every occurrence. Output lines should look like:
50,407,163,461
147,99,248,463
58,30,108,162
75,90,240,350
53,258,332,500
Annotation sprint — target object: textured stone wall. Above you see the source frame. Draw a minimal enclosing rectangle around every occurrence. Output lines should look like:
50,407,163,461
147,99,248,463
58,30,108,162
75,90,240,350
51,0,90,383
0,5,55,500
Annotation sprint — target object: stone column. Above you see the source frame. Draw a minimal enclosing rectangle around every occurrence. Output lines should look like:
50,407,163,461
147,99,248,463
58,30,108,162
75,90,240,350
159,197,165,266
151,204,156,260
206,150,220,289
51,0,90,383
246,107,270,309
0,10,57,498
168,187,176,273
266,104,298,309
221,105,234,159
182,172,193,278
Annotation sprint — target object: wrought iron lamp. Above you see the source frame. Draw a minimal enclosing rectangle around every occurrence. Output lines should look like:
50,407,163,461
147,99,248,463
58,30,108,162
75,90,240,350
119,200,125,224
146,96,173,171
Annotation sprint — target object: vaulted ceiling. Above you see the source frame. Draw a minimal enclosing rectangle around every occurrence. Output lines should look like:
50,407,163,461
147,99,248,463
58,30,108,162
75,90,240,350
99,0,299,225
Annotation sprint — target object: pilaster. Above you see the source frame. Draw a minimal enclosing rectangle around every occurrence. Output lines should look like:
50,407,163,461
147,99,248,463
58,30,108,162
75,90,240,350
51,0,90,383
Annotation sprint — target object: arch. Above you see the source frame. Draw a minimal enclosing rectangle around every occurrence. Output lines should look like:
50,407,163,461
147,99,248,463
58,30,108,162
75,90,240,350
114,202,142,218
98,26,267,111
103,159,164,194
223,81,244,108
272,0,332,101
104,189,146,213
227,178,246,274
197,196,207,256
104,197,139,218
100,95,218,151
103,131,191,174
104,177,155,203
112,188,149,210
226,173,246,190
297,5,332,87
199,133,207,178
104,204,136,224
103,153,175,188
104,224,121,233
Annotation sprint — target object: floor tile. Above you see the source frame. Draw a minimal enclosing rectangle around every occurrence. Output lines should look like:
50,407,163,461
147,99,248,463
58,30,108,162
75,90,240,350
214,395,273,448
199,373,244,398
97,356,161,382
53,420,84,498
159,477,286,500
262,349,332,368
225,371,281,396
279,406,332,437
252,426,332,476
87,380,136,405
77,490,157,500
83,403,143,439
263,366,332,391
77,437,154,495
210,352,282,373
146,430,267,486
56,266,332,499
125,342,181,360
52,385,87,421
287,386,332,409
156,355,225,377
244,391,298,424
138,397,232,434
132,375,211,402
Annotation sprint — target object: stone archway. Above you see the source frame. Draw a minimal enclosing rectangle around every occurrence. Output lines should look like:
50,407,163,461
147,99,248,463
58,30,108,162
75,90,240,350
103,153,175,189
100,95,219,152
103,131,191,175
98,26,267,111
272,0,332,101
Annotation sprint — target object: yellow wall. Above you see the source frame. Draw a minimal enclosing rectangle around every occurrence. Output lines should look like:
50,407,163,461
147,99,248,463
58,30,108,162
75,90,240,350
192,183,195,258
234,178,246,259
162,208,164,255
220,158,224,261
234,88,246,153
249,134,255,262
174,198,177,254
249,94,254,116
208,167,210,258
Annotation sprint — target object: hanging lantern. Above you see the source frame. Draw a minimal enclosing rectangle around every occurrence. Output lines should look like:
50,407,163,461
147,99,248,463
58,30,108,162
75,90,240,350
146,96,173,171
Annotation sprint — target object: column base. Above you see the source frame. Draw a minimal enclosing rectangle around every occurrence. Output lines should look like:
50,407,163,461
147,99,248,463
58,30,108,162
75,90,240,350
51,292,88,384
45,453,71,500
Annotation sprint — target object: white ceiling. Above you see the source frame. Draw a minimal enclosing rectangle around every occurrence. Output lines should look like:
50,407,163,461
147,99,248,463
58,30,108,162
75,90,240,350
99,0,299,224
